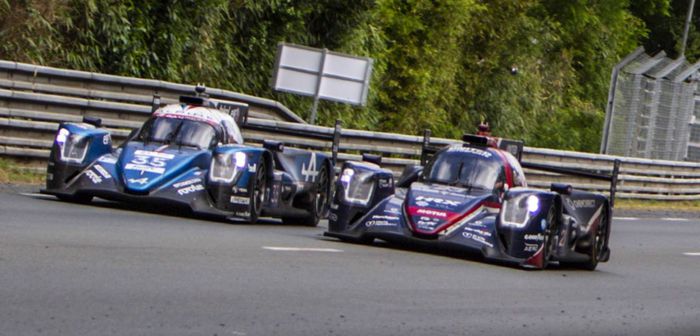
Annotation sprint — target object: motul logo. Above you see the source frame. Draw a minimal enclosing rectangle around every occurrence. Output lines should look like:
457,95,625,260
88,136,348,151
416,208,448,218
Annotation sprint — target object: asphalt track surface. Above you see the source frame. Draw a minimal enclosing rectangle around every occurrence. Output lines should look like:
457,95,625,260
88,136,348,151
1,190,699,336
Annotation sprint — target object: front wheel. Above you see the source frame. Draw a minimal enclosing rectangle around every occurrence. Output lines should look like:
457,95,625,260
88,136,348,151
248,161,268,224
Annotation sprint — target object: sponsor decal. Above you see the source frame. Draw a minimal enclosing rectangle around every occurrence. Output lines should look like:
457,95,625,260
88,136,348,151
415,208,448,218
47,173,53,181
384,207,401,215
328,213,338,221
414,196,460,207
85,170,102,184
235,211,251,217
523,242,539,252
378,178,392,188
301,152,319,182
365,220,396,227
93,165,111,179
330,202,339,210
102,134,110,145
463,227,492,237
177,184,204,195
567,198,597,210
524,233,544,241
98,156,117,164
173,178,202,189
462,232,494,247
124,164,165,174
133,150,174,159
450,147,492,158
371,215,399,221
128,177,149,185
248,163,257,173
469,220,485,227
230,195,250,205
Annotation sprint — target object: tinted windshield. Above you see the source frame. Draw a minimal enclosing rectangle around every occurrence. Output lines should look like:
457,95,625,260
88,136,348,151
138,117,219,149
424,148,504,191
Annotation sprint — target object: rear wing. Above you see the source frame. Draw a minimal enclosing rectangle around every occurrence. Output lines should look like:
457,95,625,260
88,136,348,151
242,119,343,168
521,160,621,209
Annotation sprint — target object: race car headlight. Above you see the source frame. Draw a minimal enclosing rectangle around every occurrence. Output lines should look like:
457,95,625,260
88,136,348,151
340,168,375,206
209,151,247,183
57,129,90,163
500,194,540,228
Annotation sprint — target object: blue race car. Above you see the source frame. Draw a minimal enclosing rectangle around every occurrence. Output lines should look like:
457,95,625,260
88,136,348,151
325,135,619,270
42,87,334,226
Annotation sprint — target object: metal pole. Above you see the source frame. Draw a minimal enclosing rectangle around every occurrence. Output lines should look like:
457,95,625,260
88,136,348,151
681,0,696,56
309,48,328,124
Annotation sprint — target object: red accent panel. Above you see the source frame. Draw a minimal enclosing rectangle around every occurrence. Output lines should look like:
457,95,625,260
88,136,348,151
492,149,513,188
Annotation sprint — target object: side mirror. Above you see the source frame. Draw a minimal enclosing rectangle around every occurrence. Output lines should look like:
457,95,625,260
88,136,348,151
550,183,573,195
263,140,284,152
396,165,423,188
362,153,382,165
83,116,102,128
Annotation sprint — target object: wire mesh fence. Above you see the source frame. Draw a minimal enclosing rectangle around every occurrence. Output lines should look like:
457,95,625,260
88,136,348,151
603,48,700,162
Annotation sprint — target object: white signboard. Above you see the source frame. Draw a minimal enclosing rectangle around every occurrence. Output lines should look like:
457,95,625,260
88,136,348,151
272,43,373,123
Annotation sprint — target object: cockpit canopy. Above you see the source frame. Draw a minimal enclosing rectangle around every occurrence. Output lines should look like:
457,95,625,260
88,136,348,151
135,104,244,149
423,145,526,192
137,117,220,150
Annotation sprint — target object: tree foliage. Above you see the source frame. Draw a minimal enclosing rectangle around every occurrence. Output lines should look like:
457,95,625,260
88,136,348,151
0,0,681,152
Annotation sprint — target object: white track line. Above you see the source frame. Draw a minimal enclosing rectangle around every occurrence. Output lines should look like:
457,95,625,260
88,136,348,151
683,252,700,256
20,192,53,199
661,218,690,222
614,217,639,221
262,246,343,253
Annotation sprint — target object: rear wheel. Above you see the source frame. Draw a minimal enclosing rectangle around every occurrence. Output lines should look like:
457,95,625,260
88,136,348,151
561,209,608,270
249,161,267,224
290,164,331,227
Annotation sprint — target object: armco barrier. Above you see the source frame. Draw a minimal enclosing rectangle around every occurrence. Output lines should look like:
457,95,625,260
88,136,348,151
1,61,700,201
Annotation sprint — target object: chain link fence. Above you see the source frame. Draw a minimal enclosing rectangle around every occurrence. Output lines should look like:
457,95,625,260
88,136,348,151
602,48,700,161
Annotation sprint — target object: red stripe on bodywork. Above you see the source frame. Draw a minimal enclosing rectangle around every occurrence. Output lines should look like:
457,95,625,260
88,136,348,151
407,201,500,235
492,149,514,188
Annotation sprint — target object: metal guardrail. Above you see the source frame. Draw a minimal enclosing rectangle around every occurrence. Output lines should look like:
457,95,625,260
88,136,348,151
2,61,700,201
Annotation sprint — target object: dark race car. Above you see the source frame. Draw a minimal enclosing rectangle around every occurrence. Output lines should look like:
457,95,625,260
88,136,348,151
42,88,335,226
325,135,620,270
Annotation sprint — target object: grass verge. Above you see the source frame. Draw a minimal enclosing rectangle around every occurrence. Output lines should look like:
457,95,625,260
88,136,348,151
0,157,45,185
614,199,700,212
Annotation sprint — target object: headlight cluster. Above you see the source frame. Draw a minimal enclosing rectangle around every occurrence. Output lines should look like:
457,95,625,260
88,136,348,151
340,167,375,206
56,128,90,163
500,194,540,228
209,151,247,183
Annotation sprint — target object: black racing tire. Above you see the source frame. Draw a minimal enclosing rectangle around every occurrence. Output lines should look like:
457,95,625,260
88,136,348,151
561,208,608,271
294,164,331,227
249,160,267,224
57,194,93,204
541,206,558,269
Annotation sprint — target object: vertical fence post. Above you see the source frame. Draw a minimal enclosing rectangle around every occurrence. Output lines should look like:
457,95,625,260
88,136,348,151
332,119,342,170
610,159,621,209
420,129,431,166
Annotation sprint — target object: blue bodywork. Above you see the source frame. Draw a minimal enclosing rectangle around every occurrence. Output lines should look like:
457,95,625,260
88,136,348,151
43,115,332,225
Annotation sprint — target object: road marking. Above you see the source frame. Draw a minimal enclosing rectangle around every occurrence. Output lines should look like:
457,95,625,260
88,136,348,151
683,252,700,256
614,217,639,221
661,218,690,222
20,193,54,199
262,246,343,253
